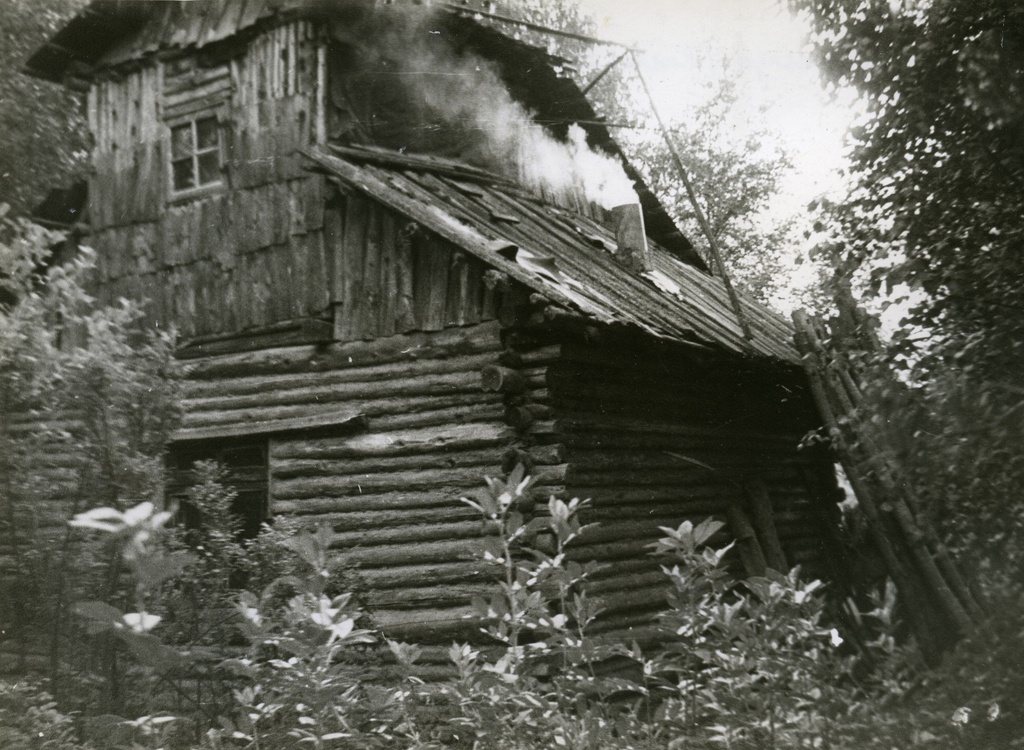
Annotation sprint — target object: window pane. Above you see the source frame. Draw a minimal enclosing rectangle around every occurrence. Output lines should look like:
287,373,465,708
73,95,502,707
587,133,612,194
196,116,220,150
172,158,195,190
197,151,221,185
170,123,193,159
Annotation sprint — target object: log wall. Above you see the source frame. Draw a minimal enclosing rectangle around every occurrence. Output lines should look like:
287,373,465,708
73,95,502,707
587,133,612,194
180,321,511,642
494,333,844,641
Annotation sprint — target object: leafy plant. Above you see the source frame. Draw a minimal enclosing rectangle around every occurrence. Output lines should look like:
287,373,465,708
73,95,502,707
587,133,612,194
0,679,92,750
215,525,378,749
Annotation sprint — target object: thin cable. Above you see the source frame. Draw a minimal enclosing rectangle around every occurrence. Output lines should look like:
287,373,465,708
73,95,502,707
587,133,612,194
628,50,755,343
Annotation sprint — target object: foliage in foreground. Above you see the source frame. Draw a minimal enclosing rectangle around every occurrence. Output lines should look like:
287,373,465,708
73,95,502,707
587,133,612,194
10,471,1016,750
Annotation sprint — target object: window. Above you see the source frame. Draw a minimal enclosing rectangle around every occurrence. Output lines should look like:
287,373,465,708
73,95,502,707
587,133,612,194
169,115,223,193
166,439,268,539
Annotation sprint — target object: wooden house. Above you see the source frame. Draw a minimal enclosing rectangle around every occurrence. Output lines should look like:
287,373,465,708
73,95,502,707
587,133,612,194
23,0,846,654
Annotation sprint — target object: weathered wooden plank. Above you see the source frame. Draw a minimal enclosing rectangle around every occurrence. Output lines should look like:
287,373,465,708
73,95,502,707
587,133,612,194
163,70,231,109
417,236,450,331
162,62,231,96
336,197,370,341
360,202,384,339
379,209,398,337
445,251,469,326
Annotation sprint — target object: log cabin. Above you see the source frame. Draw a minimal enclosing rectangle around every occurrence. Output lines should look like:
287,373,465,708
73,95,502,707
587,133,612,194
20,0,848,661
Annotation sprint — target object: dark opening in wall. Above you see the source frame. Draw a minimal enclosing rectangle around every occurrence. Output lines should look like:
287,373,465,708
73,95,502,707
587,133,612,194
166,438,269,540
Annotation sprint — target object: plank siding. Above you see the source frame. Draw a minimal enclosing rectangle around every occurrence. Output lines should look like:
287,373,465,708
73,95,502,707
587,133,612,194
329,197,500,342
84,21,328,339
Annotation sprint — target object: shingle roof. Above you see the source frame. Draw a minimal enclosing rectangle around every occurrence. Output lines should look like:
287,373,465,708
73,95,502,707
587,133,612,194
304,145,799,363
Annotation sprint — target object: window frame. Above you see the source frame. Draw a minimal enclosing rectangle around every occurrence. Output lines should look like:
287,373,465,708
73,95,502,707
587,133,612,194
166,109,227,201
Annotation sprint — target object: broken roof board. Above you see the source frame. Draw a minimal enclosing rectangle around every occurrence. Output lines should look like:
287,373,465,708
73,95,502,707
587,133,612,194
304,147,798,363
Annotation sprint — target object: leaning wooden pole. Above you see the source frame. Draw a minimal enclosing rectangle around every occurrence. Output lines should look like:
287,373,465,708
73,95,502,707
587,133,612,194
792,310,983,650
629,51,755,343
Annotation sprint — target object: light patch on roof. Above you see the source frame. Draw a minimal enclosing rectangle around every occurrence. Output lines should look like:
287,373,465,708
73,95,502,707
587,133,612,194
645,269,685,300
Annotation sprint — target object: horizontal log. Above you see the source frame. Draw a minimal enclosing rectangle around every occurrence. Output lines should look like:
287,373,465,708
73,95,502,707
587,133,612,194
589,610,664,636
574,520,694,546
331,520,489,549
313,505,481,532
563,431,803,456
505,387,550,407
580,494,728,516
273,466,508,500
595,584,668,614
180,391,500,430
498,344,561,367
587,569,667,595
336,537,485,567
566,538,663,563
500,444,565,472
183,351,502,401
369,606,479,642
505,403,552,429
181,321,502,379
271,422,513,460
363,582,494,610
554,392,799,434
521,419,560,437
352,561,490,589
183,370,488,415
273,489,485,515
271,447,501,480
186,348,505,401
566,451,811,474
566,466,800,488
368,403,507,432
174,411,365,442
557,415,807,446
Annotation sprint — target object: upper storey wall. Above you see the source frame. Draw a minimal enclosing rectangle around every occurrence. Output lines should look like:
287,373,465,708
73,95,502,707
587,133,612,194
88,19,324,229
85,20,331,339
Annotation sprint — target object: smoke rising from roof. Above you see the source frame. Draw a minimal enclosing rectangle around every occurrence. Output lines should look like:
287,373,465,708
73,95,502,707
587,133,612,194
333,8,638,208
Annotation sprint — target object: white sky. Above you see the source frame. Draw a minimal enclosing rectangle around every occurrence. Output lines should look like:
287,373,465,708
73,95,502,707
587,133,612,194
576,0,855,218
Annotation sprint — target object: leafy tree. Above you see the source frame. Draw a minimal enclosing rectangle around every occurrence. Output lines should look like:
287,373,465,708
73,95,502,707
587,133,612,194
629,63,800,306
791,0,1024,379
0,0,90,217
